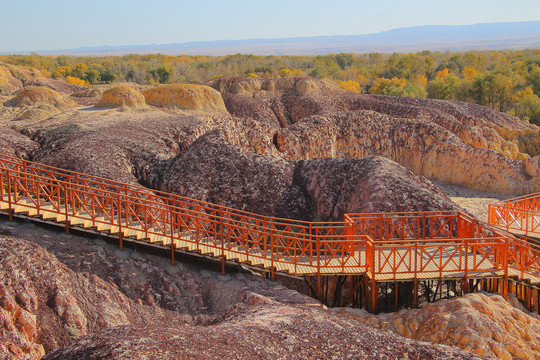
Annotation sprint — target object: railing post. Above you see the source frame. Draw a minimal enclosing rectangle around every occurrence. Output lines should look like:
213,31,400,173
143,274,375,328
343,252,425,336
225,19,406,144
315,224,321,300
503,237,508,300
526,208,529,236
464,239,469,294
413,240,418,307
169,206,175,266
457,213,463,238
144,203,148,239
170,200,175,266
22,160,28,198
263,218,268,259
220,207,225,276
520,244,525,280
118,193,123,251
91,191,95,227
422,213,427,239
270,226,275,280
380,213,384,241
7,171,13,221
64,182,69,234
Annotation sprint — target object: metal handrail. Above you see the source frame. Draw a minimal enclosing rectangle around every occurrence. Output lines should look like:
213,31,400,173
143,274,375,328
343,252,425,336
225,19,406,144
1,154,539,284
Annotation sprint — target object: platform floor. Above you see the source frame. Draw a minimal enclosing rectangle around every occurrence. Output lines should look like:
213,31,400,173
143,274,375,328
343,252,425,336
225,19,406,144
1,194,539,285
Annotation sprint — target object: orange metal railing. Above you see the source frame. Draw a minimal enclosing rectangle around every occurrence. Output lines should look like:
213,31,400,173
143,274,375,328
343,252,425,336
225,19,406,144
488,194,540,281
489,193,540,236
348,212,508,280
0,153,539,285
0,154,366,277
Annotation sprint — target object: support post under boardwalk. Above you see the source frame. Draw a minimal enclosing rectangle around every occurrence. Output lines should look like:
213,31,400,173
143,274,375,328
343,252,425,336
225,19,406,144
364,277,369,309
371,277,377,313
171,242,175,266
413,279,418,308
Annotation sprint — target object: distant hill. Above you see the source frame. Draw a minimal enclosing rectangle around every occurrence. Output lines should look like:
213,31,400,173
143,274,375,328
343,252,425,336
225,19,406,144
5,21,540,56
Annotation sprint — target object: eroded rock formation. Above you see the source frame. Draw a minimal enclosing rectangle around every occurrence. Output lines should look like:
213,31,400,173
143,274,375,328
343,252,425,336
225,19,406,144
210,77,540,195
96,85,147,108
43,308,483,360
1,220,486,360
0,219,315,358
0,63,44,94
339,293,540,360
5,87,74,110
162,131,460,220
298,156,459,219
141,84,227,112
276,110,538,194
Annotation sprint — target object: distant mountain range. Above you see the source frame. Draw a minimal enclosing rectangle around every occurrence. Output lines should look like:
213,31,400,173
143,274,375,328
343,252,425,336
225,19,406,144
6,21,540,56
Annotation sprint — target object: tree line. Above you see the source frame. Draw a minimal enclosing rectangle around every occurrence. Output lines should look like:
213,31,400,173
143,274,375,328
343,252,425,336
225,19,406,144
1,49,540,124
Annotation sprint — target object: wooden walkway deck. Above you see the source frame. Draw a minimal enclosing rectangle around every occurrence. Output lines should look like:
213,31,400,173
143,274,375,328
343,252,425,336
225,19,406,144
1,152,540,313
1,194,534,284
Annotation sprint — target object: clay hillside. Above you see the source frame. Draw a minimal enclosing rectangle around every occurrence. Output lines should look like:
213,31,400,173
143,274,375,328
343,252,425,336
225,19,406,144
1,63,540,359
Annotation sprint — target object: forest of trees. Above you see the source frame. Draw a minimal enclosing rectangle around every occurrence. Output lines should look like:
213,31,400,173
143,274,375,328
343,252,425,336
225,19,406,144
1,49,540,124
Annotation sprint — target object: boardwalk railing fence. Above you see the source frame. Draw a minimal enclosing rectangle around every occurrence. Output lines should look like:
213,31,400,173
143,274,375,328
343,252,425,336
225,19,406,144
2,153,540,312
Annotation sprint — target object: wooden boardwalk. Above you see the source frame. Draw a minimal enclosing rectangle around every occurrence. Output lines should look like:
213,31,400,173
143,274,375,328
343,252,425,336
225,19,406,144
1,153,540,313
1,193,535,285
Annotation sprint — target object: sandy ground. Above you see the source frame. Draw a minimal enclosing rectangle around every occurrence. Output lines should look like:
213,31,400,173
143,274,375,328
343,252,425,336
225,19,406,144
433,181,511,223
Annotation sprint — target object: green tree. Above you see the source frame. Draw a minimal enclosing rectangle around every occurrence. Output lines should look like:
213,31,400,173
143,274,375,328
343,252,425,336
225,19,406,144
515,88,540,125
530,64,540,95
335,53,354,70
369,77,407,96
427,73,461,100
85,69,100,85
72,63,87,79
155,64,172,83
473,72,515,111
100,69,118,83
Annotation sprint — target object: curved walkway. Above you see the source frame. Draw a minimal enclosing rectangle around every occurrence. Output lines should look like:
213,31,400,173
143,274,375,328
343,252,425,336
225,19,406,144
0,154,539,291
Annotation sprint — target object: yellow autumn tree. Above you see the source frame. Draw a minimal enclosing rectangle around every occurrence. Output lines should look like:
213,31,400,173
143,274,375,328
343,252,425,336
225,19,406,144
278,68,292,77
462,66,478,82
370,77,407,96
339,80,362,93
435,68,450,80
72,63,88,79
66,76,85,86
53,65,71,78
414,74,427,88
514,87,534,103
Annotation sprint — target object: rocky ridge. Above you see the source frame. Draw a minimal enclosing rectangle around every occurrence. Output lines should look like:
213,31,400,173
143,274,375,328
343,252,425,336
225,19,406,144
338,293,540,360
1,73,539,198
276,110,538,194
161,131,461,220
0,63,44,95
215,77,540,194
43,308,483,360
0,219,485,360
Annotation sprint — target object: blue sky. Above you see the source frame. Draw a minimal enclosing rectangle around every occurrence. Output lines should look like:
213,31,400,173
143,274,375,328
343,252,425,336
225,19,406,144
2,0,539,52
